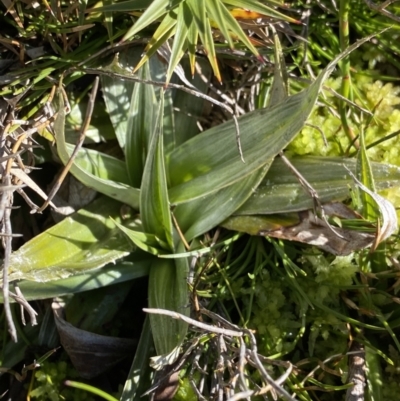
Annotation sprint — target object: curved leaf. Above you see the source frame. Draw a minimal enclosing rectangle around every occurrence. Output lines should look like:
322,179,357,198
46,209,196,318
140,91,174,249
236,156,400,215
54,93,140,209
126,62,158,187
1,253,151,302
167,34,384,205
7,197,133,283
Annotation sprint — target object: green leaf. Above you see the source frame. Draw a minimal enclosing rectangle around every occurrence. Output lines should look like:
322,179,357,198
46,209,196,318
206,0,259,57
120,316,154,401
165,2,192,84
102,0,114,42
114,221,169,255
123,0,173,41
95,0,153,12
186,17,199,73
66,144,130,184
65,97,116,144
125,62,158,187
221,214,300,236
54,91,140,209
222,0,299,24
168,34,387,205
132,13,177,74
357,127,378,220
172,59,211,146
187,0,220,81
174,166,268,240
148,257,188,356
365,346,384,401
140,91,174,249
7,197,133,283
107,0,296,81
236,156,400,215
268,25,288,106
0,257,150,302
101,51,142,150
205,0,234,49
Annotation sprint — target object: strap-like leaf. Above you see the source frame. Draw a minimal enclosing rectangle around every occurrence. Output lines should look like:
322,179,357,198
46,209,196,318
123,0,173,41
126,62,157,187
54,95,140,209
140,91,174,250
236,157,400,215
168,34,384,206
148,257,189,357
7,197,133,283
174,165,268,240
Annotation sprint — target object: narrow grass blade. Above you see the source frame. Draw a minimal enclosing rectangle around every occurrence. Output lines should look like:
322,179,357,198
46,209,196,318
95,0,153,12
165,2,191,84
123,0,172,41
187,0,221,81
223,0,300,24
357,127,378,220
132,13,177,74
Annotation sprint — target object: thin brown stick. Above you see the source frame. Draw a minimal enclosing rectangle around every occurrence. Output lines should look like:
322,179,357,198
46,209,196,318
2,176,16,342
143,308,243,337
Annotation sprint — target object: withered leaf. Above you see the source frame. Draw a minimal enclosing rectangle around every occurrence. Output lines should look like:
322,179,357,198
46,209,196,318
52,300,137,379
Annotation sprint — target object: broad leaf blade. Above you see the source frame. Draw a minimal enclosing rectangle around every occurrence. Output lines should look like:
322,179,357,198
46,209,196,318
66,144,130,184
120,316,154,401
7,197,133,283
168,34,383,205
148,257,188,357
172,59,211,146
175,166,268,240
114,221,169,255
101,50,142,150
236,156,400,215
0,257,150,302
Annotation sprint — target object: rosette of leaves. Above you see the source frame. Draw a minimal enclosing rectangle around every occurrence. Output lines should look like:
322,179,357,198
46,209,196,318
3,35,400,399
